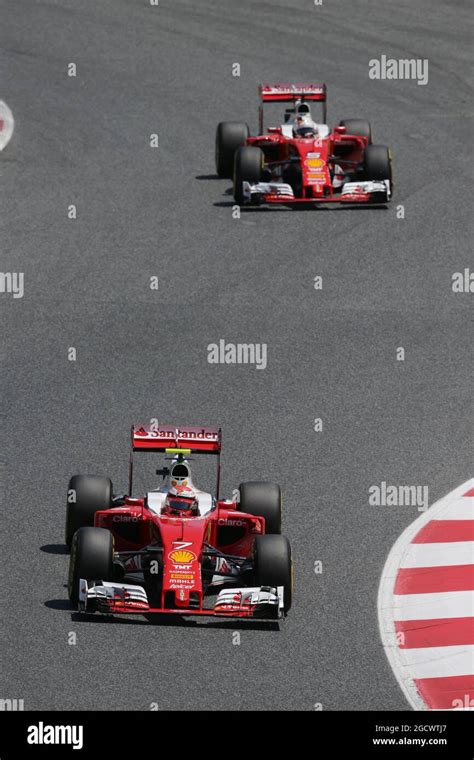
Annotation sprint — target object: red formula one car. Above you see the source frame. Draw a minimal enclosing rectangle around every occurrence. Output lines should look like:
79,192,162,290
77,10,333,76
215,82,392,206
66,425,292,620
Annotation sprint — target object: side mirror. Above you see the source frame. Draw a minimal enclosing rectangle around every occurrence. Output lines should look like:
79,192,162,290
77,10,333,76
334,125,346,135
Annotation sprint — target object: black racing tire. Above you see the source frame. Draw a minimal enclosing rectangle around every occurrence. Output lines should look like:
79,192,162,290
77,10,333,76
65,474,113,549
68,527,114,604
253,535,293,614
363,144,392,183
339,119,372,143
215,121,249,178
233,146,263,204
238,481,282,534
282,162,303,198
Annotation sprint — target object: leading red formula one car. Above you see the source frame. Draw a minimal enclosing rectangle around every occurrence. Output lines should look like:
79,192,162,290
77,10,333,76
215,82,392,206
66,425,292,620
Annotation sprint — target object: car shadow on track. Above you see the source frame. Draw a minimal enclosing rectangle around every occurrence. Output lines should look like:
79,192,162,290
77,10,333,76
213,200,389,212
41,543,69,554
45,599,72,611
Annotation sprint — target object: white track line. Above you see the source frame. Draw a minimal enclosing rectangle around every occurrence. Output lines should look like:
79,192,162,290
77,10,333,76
0,101,14,151
377,478,474,710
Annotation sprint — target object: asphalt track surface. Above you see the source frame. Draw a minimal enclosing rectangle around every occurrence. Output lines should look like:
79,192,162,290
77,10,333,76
1,0,472,710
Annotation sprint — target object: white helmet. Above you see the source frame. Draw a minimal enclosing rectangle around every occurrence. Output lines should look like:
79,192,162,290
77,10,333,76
168,458,196,498
295,100,311,117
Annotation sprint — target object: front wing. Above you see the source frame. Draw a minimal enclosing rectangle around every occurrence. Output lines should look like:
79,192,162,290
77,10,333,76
78,579,285,619
242,179,391,205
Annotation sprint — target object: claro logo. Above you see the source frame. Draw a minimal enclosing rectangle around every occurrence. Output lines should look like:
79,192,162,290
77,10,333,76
218,518,245,527
112,515,140,522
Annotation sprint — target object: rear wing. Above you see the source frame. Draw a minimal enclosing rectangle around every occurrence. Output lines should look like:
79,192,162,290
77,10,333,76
129,424,222,498
259,83,327,102
132,424,222,453
258,82,327,133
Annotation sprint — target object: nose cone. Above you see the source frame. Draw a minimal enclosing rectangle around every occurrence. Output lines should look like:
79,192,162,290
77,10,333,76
161,517,208,608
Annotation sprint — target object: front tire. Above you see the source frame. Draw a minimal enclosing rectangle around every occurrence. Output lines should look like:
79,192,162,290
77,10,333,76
65,474,113,549
282,162,303,198
253,535,292,614
363,144,392,183
233,146,263,204
68,527,114,604
215,121,249,178
238,481,281,534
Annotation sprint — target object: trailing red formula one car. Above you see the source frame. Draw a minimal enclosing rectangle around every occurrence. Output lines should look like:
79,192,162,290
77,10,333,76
215,82,392,205
66,424,292,620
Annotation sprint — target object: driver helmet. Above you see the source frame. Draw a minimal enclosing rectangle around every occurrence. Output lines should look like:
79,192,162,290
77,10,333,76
296,101,311,116
169,459,191,492
168,458,197,496
160,456,200,515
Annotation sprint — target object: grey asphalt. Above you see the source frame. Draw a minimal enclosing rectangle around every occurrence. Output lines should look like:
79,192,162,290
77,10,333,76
0,0,472,710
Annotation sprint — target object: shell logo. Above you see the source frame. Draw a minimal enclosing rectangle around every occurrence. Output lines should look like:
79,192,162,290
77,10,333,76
306,158,324,169
169,549,196,564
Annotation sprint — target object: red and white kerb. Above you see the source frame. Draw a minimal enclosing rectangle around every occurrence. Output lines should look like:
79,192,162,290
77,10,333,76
378,479,474,710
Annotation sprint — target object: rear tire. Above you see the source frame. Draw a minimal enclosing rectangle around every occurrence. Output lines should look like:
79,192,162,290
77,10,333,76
65,475,113,549
233,146,263,204
215,122,249,178
68,527,114,604
363,144,392,182
339,119,372,143
253,535,292,613
238,481,281,534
